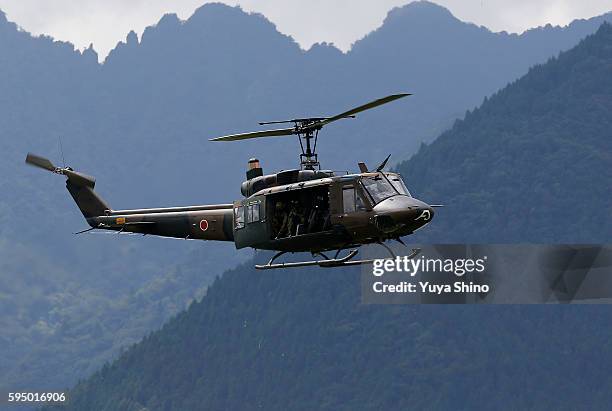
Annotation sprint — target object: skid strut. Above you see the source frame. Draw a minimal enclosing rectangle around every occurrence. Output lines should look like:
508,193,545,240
255,247,421,270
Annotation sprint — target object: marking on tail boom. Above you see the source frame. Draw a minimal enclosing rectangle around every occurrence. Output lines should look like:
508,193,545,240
199,219,209,231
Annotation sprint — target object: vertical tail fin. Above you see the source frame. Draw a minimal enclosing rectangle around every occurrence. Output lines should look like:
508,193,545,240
65,172,110,219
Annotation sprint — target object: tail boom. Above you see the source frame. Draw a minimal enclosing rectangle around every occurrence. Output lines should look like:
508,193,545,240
89,206,234,242
26,153,234,243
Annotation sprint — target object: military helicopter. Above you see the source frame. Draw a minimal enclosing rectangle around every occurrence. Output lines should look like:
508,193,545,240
26,94,437,269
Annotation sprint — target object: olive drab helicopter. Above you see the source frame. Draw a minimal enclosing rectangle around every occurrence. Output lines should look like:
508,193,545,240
26,94,438,269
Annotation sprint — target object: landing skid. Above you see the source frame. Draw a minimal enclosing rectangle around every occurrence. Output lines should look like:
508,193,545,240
255,246,421,270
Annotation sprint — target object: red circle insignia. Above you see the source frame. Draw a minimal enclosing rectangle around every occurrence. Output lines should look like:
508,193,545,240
199,219,209,232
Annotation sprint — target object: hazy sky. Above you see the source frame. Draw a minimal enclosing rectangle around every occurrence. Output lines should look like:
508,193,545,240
0,0,610,60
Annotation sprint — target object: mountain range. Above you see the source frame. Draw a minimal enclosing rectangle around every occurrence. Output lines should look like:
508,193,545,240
45,22,612,411
1,0,611,398
396,23,612,243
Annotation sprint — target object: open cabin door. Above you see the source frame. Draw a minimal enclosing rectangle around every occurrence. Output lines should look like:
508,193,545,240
267,184,332,240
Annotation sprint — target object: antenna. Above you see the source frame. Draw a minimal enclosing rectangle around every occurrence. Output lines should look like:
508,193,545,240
58,136,66,168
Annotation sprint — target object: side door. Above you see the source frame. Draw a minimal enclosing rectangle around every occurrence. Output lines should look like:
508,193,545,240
337,182,372,236
233,196,267,249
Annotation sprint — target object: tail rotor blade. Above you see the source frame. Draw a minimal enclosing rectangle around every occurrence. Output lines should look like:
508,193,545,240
25,153,56,172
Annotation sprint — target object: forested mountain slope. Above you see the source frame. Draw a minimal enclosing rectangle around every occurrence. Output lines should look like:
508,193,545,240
396,22,612,243
2,1,611,394
51,260,612,410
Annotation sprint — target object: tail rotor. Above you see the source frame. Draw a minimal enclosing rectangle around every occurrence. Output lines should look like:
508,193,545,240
25,152,109,218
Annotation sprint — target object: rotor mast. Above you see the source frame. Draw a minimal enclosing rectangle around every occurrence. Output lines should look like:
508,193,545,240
296,121,320,170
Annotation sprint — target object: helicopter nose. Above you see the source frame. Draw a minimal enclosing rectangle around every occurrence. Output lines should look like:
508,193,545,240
373,196,434,233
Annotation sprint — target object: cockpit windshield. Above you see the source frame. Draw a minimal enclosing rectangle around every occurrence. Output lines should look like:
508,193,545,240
386,173,412,197
361,174,398,204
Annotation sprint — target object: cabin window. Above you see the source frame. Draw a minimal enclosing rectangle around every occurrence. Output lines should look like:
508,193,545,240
234,205,245,229
246,202,261,224
343,187,356,213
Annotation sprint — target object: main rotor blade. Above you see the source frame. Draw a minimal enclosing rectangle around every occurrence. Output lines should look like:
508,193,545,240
210,93,410,142
312,93,411,129
258,120,297,126
25,153,56,171
259,118,326,126
258,116,355,126
210,127,295,142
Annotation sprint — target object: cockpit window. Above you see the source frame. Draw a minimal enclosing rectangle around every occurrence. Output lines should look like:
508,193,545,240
361,175,398,204
387,174,412,197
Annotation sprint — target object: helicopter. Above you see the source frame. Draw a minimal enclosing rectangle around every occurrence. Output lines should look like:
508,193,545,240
26,93,438,269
